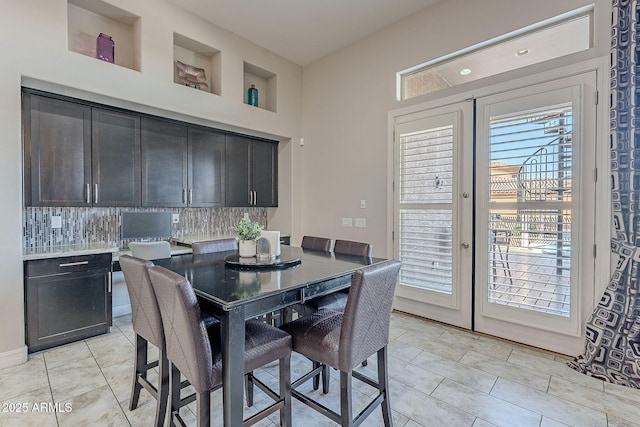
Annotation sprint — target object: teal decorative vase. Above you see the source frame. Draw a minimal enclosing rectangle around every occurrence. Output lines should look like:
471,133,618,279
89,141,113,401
248,84,258,107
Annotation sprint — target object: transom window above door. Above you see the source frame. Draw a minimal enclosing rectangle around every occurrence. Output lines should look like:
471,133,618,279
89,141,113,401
396,8,592,100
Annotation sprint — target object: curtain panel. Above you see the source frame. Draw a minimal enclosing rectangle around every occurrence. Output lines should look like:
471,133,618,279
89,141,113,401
569,0,640,388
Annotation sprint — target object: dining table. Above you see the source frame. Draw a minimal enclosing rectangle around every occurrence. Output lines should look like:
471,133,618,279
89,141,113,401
152,244,389,426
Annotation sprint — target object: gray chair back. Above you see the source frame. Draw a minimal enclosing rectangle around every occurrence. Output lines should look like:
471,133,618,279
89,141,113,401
333,239,372,257
338,260,400,371
191,238,238,255
301,236,334,252
147,265,216,394
129,241,171,260
119,255,164,349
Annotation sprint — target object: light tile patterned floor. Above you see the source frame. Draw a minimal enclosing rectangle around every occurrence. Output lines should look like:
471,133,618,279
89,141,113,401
1,312,639,426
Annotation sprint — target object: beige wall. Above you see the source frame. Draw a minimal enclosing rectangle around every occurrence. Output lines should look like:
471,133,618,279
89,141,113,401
0,0,302,360
299,0,610,257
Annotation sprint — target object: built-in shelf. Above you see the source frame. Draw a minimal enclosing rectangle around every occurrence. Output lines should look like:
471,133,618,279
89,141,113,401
67,0,141,71
173,33,221,96
243,62,277,112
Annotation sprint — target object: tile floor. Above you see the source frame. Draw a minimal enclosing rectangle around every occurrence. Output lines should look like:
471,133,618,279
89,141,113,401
1,311,639,427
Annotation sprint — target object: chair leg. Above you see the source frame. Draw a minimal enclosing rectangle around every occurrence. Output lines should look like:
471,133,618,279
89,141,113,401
196,390,211,427
377,347,393,427
280,355,292,427
155,350,169,427
169,363,181,427
312,360,320,390
339,370,353,427
129,334,147,410
322,364,330,394
245,372,254,407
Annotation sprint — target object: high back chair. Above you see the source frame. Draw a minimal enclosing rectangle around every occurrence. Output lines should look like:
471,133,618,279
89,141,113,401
281,260,401,426
128,241,171,260
119,255,168,427
301,235,334,252
333,239,373,257
147,264,293,427
191,238,238,255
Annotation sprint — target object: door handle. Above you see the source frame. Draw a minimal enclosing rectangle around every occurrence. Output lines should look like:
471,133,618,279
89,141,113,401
461,242,470,249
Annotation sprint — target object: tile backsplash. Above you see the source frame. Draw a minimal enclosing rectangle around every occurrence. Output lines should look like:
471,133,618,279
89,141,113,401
23,207,267,250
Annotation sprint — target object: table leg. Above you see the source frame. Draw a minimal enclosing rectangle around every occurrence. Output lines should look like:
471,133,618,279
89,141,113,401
220,307,246,427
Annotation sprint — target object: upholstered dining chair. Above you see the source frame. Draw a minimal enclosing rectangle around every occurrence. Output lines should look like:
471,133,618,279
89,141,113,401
280,260,401,426
128,241,171,260
147,264,293,427
119,255,169,427
191,237,238,255
301,235,334,252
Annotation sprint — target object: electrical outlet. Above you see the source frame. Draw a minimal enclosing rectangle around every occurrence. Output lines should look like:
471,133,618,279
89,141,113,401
51,216,62,229
360,199,366,209
341,217,353,227
172,214,180,224
355,218,366,228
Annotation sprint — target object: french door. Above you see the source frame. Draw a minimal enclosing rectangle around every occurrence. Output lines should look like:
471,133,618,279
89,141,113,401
393,72,597,354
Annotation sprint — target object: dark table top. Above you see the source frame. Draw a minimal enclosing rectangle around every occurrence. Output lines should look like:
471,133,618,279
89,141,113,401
152,245,387,311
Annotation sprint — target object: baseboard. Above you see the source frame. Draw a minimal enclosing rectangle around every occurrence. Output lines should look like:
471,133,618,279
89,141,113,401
0,346,28,369
112,304,132,318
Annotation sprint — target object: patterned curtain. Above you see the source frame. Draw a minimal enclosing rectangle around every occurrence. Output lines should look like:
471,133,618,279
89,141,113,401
568,0,640,388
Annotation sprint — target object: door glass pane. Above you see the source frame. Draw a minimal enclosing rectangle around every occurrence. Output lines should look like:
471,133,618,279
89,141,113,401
487,103,573,316
398,123,453,293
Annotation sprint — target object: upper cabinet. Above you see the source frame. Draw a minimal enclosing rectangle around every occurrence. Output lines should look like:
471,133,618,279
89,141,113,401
141,118,188,207
226,135,278,207
23,90,276,208
188,127,226,207
141,119,227,208
23,92,141,207
24,93,92,207
92,108,141,206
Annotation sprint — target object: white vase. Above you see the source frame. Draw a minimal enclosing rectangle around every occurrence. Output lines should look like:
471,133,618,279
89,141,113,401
238,240,256,257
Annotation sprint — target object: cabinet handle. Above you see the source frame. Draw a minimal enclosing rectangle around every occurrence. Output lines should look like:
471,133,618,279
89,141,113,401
94,184,99,204
253,191,257,206
249,191,252,205
188,188,193,204
182,188,187,204
86,183,91,204
108,272,112,293
59,261,90,267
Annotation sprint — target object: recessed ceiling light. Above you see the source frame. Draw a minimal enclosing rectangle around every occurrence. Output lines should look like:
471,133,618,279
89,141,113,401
515,49,531,57
459,68,471,76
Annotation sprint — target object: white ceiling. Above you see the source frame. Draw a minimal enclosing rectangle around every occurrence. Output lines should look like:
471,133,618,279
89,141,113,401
166,0,443,66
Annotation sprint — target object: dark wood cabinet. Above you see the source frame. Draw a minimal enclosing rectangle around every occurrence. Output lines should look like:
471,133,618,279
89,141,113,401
24,253,112,353
189,127,226,207
23,92,141,207
92,108,141,206
23,89,277,209
226,135,278,207
141,119,226,207
23,93,92,206
141,118,188,207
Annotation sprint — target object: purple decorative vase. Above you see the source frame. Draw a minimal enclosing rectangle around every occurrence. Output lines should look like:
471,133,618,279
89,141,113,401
96,33,114,63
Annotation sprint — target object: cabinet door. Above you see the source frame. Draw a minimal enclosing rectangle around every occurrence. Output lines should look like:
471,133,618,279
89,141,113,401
252,140,278,207
189,127,225,207
141,118,188,207
225,134,252,207
23,94,92,206
92,109,141,207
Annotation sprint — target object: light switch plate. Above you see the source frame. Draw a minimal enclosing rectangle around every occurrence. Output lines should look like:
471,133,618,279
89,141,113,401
341,217,353,227
51,216,62,229
355,218,366,228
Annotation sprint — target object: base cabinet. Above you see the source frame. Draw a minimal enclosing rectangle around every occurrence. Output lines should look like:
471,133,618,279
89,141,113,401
24,253,112,353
